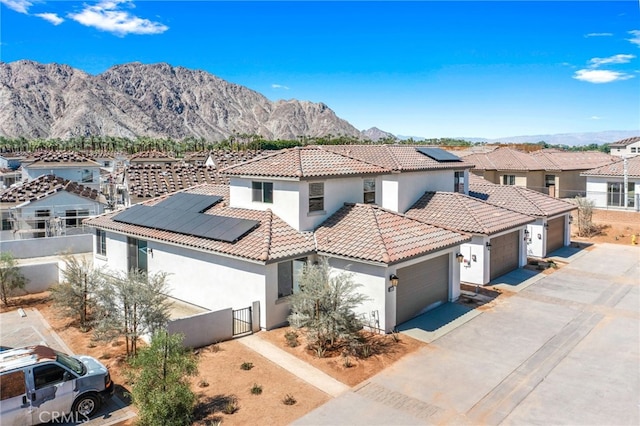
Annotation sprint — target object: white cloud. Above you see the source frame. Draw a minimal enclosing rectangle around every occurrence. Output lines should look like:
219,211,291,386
0,0,32,14
35,12,64,25
585,32,612,38
68,0,168,36
628,30,640,47
272,84,290,90
573,69,634,84
589,116,603,120
589,54,636,67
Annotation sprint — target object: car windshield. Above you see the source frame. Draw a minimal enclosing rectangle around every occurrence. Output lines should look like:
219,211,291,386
55,350,85,376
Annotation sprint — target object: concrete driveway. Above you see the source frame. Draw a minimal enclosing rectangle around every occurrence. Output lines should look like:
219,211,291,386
294,243,640,425
0,308,135,425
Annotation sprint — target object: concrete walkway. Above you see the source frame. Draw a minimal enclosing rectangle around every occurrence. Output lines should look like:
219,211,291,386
238,333,350,397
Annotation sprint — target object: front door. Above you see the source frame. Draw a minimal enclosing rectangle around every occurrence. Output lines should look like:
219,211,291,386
30,364,76,424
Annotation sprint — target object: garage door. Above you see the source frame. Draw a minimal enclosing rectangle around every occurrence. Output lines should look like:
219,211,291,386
490,231,519,280
396,254,449,324
547,216,565,254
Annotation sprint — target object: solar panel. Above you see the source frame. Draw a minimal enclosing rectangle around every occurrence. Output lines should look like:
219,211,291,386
112,202,259,243
155,193,222,213
416,147,461,162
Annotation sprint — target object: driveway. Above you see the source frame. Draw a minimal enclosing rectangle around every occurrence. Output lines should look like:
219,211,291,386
294,243,640,425
0,308,135,425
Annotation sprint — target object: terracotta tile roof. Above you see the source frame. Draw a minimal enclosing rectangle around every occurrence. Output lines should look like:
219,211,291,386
322,145,473,171
184,150,265,167
405,192,534,235
468,173,495,185
581,155,640,178
129,151,177,162
84,184,315,263
0,174,105,206
22,151,100,169
530,150,616,171
468,183,576,217
465,147,545,171
221,146,389,178
609,136,640,147
315,203,470,265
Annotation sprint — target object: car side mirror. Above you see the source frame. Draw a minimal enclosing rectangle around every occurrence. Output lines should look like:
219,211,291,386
63,372,72,381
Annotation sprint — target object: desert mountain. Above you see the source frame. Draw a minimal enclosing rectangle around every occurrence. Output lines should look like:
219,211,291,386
0,60,362,141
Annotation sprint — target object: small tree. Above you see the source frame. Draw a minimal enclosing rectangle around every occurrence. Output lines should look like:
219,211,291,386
288,258,369,351
0,252,27,305
94,269,170,357
575,196,596,237
50,255,103,330
129,331,197,426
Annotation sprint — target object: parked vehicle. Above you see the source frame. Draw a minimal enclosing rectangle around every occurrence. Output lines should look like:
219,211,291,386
0,345,113,425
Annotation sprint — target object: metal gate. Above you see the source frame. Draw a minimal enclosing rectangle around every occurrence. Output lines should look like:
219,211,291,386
232,306,252,336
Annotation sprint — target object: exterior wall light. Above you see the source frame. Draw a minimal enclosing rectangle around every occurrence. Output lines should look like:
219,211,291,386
388,274,399,292
524,229,530,241
485,242,492,251
456,253,465,263
569,215,573,224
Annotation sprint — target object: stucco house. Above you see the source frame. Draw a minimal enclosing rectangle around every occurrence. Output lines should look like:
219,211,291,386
582,155,640,210
405,192,535,285
20,151,102,191
85,145,475,332
469,182,576,258
608,136,640,158
465,147,615,198
0,174,107,240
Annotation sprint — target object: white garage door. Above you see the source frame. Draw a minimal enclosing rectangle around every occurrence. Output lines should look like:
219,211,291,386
490,231,520,280
547,216,565,254
396,254,449,324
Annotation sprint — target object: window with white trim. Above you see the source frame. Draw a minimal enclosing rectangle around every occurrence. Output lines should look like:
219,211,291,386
454,171,465,193
252,181,273,203
96,229,107,256
363,178,376,204
277,258,307,298
308,182,324,212
502,175,515,185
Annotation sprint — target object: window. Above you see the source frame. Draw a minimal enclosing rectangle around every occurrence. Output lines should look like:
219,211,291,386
1,213,11,231
33,364,68,389
502,175,515,185
127,237,148,274
65,209,89,227
631,147,637,153
363,179,376,204
1,370,25,400
309,182,324,212
277,258,307,298
607,182,635,207
96,229,107,256
35,209,50,238
81,169,93,183
454,171,465,193
252,181,273,203
545,175,556,188
103,161,111,167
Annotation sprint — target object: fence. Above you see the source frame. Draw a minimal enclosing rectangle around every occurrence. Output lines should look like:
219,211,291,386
1,234,93,259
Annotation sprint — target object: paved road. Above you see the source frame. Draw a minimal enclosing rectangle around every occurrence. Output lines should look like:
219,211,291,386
294,243,640,425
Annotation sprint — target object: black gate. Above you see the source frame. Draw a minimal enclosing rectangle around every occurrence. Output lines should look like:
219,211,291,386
232,306,252,336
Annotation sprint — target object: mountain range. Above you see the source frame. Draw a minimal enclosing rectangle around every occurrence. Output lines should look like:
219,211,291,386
0,60,636,145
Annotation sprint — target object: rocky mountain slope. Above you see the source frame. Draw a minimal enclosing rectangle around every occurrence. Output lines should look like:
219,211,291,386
0,60,362,141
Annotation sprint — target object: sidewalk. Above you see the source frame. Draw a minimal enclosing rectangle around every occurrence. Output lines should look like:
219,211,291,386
238,333,350,398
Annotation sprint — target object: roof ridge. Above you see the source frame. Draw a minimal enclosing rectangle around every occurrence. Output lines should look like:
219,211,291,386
318,145,393,172
295,146,303,177
513,186,546,215
364,204,391,264
383,145,402,171
454,192,488,234
259,209,274,261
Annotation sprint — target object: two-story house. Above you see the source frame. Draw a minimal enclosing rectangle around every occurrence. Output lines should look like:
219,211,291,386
20,151,102,191
609,136,640,158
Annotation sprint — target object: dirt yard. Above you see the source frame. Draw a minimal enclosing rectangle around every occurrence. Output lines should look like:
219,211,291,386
571,209,640,246
0,294,423,425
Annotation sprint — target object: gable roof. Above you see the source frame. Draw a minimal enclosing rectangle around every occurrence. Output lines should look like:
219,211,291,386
464,148,545,171
581,155,640,178
315,203,470,265
221,146,389,178
321,144,472,171
468,183,576,217
609,136,640,147
529,150,616,171
84,184,315,263
405,192,534,235
22,151,101,169
0,174,105,208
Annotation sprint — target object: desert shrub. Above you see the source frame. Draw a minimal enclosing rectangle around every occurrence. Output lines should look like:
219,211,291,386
240,362,254,370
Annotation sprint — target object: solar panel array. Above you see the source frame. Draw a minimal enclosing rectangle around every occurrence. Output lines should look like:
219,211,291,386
113,194,258,243
416,147,462,162
155,192,222,212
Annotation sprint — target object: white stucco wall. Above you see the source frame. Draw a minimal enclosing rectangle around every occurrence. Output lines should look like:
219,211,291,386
381,170,462,214
23,166,101,189
459,236,488,285
586,177,639,210
525,219,546,258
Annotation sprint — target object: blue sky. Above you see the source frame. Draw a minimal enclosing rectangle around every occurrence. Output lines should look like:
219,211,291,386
1,1,639,139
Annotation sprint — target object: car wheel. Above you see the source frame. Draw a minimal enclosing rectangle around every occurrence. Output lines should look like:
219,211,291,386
72,393,101,419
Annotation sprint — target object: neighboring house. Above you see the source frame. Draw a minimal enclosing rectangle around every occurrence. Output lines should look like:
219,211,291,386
20,151,102,190
581,155,640,210
86,145,475,332
184,152,216,167
469,182,576,258
0,153,25,170
128,150,179,167
0,168,21,189
465,147,615,198
405,192,535,285
0,175,107,241
608,136,640,158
